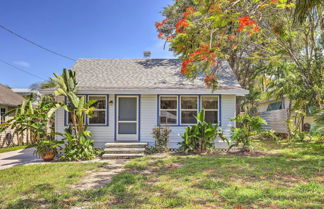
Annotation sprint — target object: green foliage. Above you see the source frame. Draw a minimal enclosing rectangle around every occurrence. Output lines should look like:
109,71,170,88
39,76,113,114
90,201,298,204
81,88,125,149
152,126,171,153
0,96,57,145
59,127,99,161
51,69,99,161
227,113,267,152
310,109,324,137
179,110,221,153
33,139,62,158
51,69,96,136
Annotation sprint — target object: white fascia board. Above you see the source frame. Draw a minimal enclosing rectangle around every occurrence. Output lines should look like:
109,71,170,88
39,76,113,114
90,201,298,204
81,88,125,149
77,88,249,96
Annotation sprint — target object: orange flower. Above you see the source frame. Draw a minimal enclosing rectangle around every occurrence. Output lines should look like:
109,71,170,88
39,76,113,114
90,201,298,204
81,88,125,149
183,6,194,18
158,33,163,39
176,18,189,33
253,25,260,32
155,22,163,28
237,16,259,33
180,59,193,75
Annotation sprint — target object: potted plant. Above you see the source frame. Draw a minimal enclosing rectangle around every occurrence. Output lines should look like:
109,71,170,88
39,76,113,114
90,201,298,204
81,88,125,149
33,139,62,161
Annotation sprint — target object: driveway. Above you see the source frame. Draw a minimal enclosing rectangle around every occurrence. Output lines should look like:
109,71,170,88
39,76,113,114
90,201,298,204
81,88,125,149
0,148,42,170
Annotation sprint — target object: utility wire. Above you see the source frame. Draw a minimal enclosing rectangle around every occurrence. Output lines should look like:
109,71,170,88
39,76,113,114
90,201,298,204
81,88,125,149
0,59,45,80
0,24,76,61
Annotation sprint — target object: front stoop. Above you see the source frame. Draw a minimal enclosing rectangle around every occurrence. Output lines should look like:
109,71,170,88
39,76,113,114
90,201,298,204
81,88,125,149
102,142,147,159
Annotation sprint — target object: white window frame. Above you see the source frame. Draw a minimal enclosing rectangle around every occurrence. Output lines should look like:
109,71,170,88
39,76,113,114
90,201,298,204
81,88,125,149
180,95,199,125
0,107,6,124
87,95,108,125
159,95,178,125
201,95,219,124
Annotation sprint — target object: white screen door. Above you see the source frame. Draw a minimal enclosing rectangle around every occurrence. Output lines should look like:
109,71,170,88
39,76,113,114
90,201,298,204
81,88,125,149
117,96,138,141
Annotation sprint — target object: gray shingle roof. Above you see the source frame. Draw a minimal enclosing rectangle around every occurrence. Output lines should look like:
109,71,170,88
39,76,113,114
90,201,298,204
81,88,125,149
0,84,24,107
72,59,244,91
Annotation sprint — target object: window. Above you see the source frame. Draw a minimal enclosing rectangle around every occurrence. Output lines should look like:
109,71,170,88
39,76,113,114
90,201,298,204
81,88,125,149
201,96,218,124
88,95,107,125
181,96,198,124
160,96,177,125
267,101,283,111
0,108,6,123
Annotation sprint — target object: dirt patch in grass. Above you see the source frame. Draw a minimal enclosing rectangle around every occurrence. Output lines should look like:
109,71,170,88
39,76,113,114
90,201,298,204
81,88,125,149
70,159,129,191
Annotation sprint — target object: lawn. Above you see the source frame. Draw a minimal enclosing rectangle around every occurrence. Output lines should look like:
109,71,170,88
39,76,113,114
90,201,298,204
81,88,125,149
0,145,29,153
0,141,323,208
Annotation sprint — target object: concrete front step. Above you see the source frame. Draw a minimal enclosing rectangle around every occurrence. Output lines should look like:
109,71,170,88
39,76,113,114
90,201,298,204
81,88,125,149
103,142,147,159
104,147,145,154
105,142,147,148
102,153,144,159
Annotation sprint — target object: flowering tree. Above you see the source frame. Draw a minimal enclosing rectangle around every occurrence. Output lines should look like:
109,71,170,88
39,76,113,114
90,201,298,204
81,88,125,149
156,0,297,87
156,0,323,137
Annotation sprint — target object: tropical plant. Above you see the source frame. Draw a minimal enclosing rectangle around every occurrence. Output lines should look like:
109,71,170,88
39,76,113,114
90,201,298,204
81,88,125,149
179,110,221,153
226,113,267,152
50,69,99,160
0,96,57,145
59,127,99,161
33,139,62,161
310,109,324,137
152,126,171,153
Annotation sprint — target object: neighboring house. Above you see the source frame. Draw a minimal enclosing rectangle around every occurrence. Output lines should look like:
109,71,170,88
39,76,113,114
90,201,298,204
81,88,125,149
0,84,25,147
12,88,41,105
257,97,315,134
43,59,248,148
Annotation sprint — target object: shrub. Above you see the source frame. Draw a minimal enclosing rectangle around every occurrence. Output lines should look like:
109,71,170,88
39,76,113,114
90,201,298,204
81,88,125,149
179,110,221,153
152,126,171,153
59,127,99,161
226,113,267,152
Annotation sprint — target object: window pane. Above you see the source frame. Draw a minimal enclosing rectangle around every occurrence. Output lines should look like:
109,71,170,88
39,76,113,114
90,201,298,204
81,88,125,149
202,96,218,109
205,111,218,124
160,111,177,124
181,96,198,109
118,122,137,134
160,97,177,109
89,96,106,109
89,111,106,124
118,98,137,121
181,111,197,124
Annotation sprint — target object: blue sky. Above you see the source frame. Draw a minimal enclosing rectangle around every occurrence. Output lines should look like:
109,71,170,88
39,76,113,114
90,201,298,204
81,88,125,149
0,0,174,88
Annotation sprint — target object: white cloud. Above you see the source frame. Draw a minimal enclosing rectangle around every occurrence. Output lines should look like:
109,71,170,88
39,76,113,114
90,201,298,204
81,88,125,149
13,61,31,68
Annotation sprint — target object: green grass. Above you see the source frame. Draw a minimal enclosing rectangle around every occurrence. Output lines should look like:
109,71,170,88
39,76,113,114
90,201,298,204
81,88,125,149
0,145,29,153
0,162,105,208
0,141,323,208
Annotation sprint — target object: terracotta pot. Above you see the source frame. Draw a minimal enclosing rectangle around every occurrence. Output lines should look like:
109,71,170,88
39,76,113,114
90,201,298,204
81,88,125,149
42,151,55,161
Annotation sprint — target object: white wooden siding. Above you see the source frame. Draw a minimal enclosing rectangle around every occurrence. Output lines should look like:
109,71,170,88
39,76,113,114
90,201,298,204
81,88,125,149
55,94,237,148
221,95,236,137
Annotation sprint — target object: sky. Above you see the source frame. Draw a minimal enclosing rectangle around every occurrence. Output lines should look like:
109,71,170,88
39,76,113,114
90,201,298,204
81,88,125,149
0,0,174,88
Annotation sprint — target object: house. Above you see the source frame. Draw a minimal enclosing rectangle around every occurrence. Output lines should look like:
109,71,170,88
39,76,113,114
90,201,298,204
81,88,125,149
12,88,41,105
257,96,315,134
0,84,25,147
45,59,248,150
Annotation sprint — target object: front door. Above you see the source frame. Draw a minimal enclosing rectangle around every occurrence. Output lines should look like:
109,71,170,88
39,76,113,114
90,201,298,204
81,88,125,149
117,96,138,141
